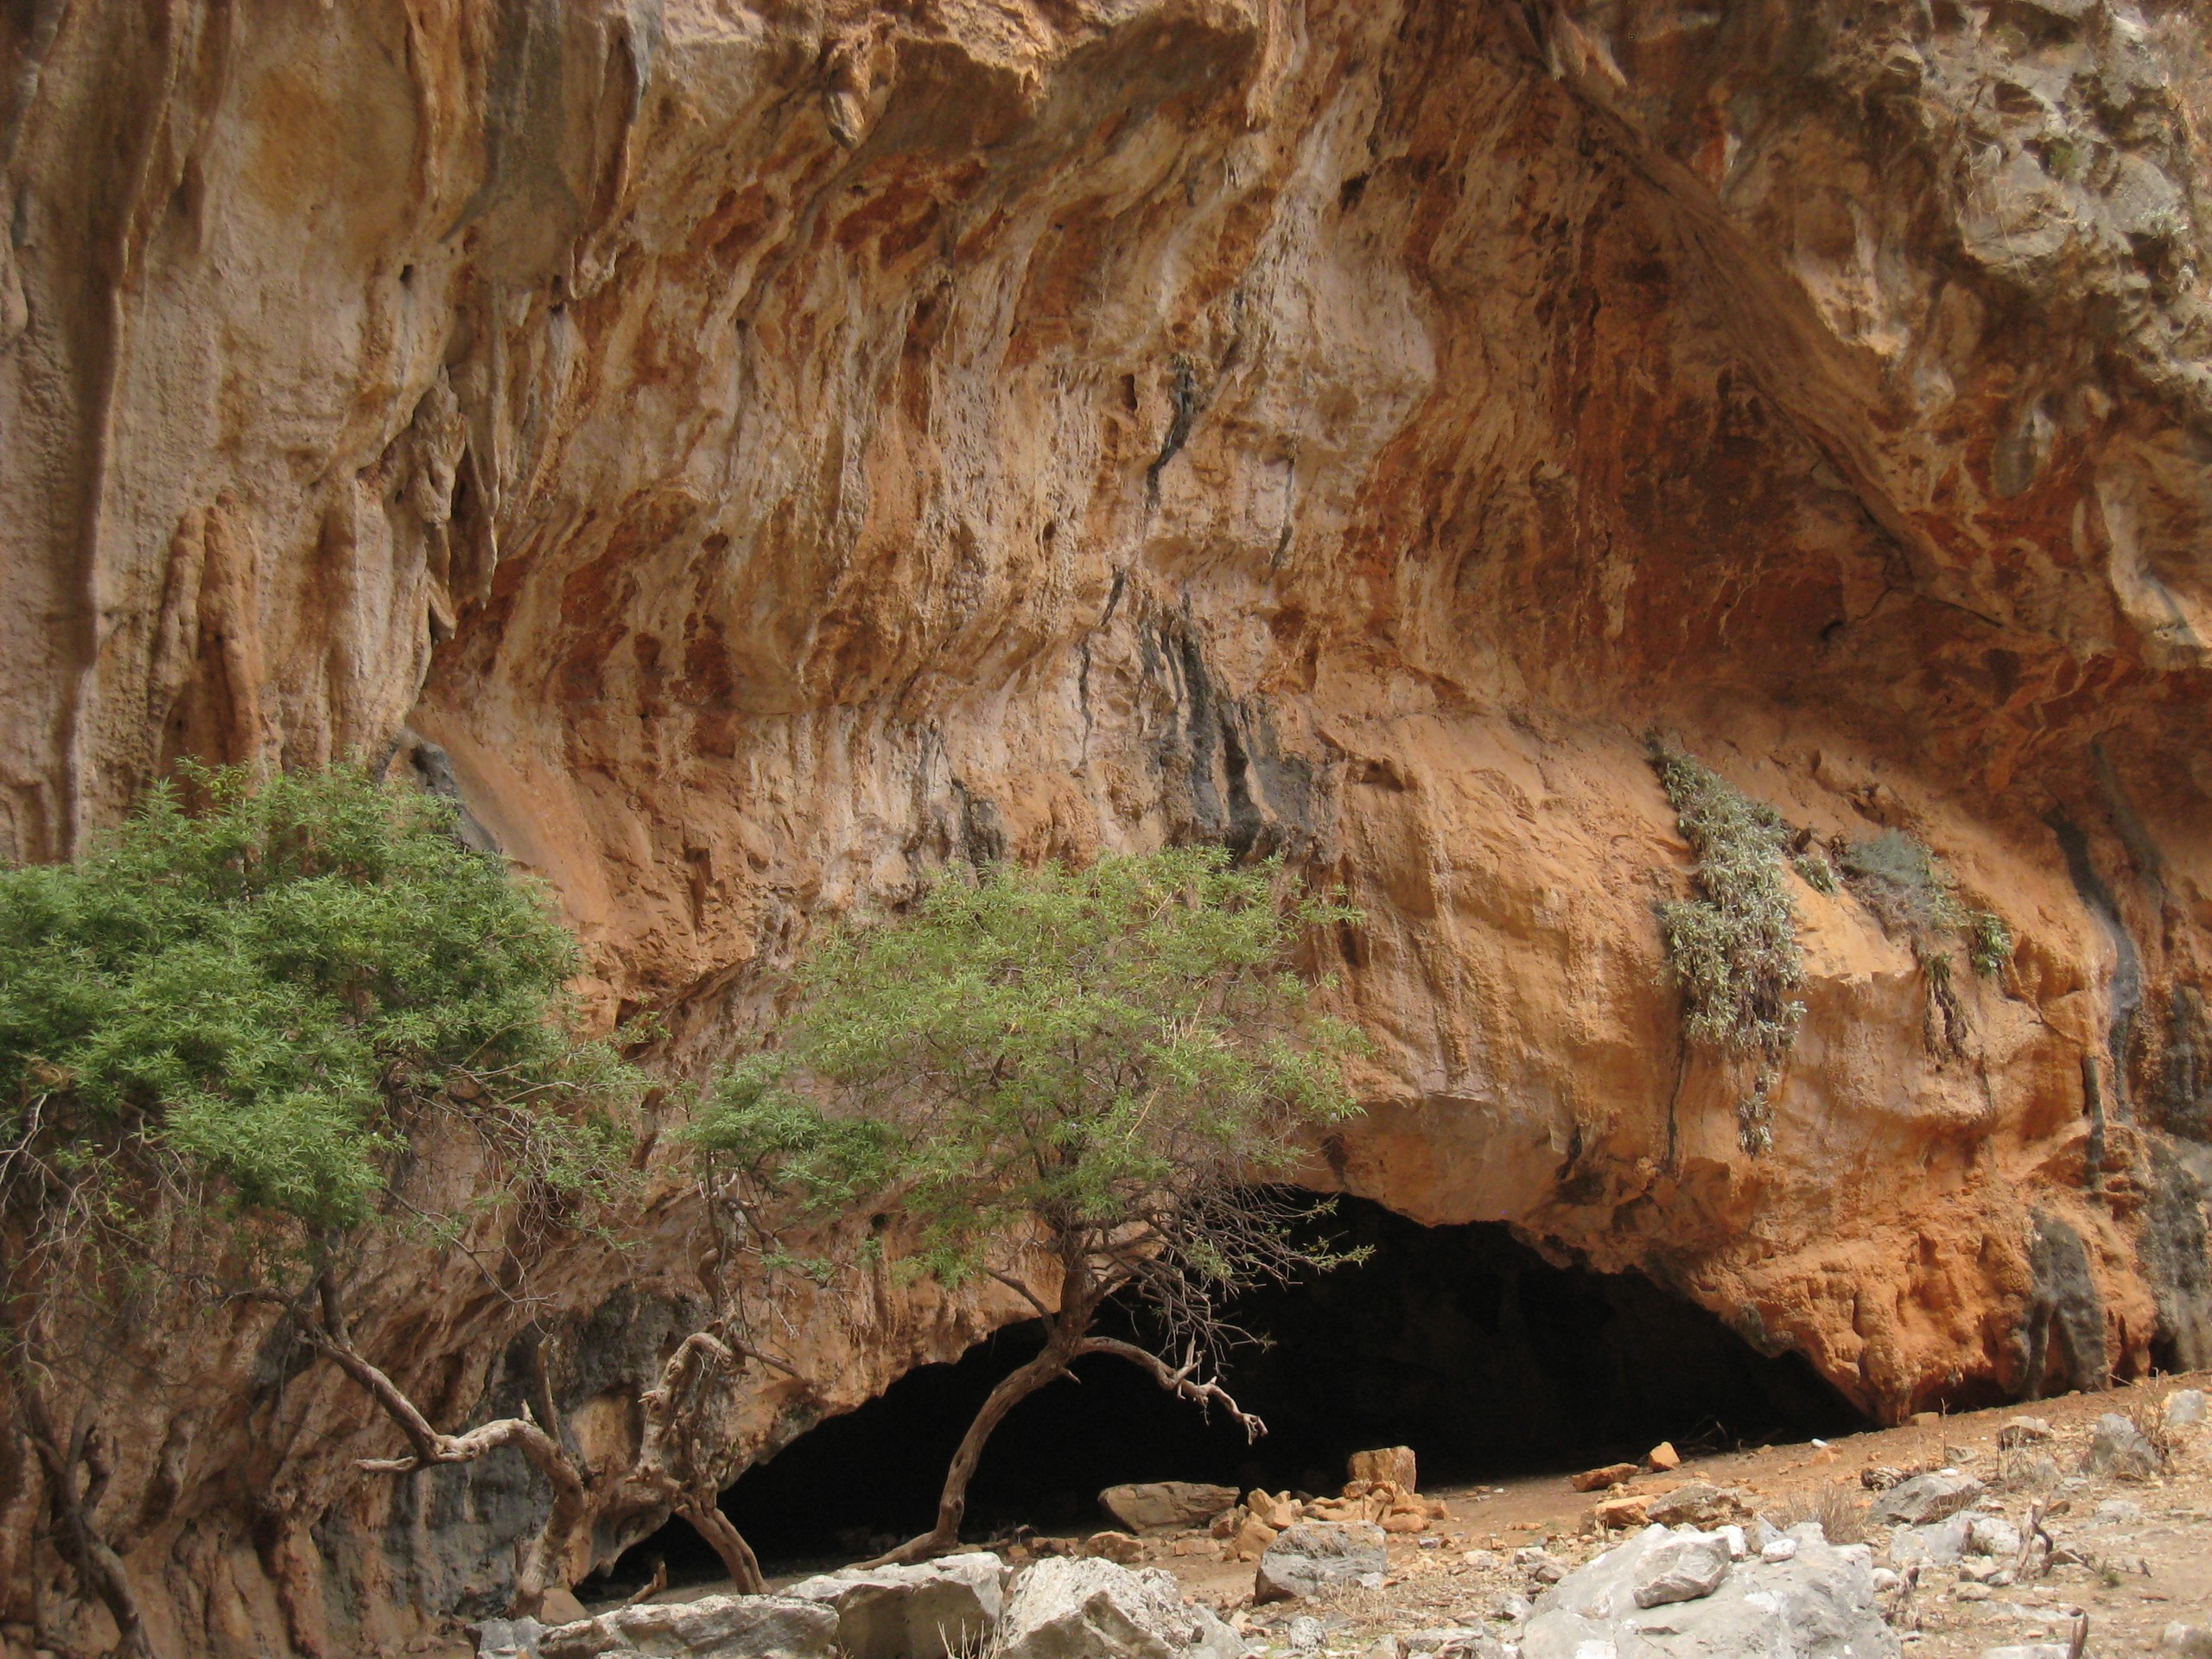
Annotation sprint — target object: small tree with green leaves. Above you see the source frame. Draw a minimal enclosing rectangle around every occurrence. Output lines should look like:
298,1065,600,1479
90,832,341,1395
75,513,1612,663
691,847,1368,1564
0,764,658,1643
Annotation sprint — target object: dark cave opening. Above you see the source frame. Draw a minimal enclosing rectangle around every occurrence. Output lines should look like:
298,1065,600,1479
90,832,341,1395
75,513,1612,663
590,1196,1864,1590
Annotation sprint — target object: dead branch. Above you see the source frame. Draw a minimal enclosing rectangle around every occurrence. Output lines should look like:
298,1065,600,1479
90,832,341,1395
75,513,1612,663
298,1282,586,1620
1073,1336,1267,1440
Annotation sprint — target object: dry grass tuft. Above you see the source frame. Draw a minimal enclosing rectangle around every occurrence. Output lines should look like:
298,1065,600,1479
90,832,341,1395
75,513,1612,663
1776,1484,1869,1545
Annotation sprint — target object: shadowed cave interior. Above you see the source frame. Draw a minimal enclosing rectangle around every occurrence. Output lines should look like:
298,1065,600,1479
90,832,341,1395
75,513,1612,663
592,1197,1864,1588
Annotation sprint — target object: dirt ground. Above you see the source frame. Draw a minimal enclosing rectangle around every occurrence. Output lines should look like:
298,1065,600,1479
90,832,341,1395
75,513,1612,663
563,1373,2212,1658
1072,1374,2212,1656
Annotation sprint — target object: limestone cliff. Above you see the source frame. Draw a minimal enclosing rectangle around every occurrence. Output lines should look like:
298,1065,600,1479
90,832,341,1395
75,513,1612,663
3,0,2212,1652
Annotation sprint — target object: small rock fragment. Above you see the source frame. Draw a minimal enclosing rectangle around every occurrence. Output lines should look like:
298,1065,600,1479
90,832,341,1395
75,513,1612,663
1232,1517,1279,1563
1254,1522,1389,1603
1084,1530,1144,1564
1644,1481,1744,1528
1761,1536,1798,1563
1592,1494,1649,1530
1570,1462,1639,1492
2160,1623,2212,1658
1999,1417,2054,1448
1647,1440,1681,1471
2165,1389,2207,1431
1287,1616,1325,1653
1861,1465,1906,1491
1979,1648,2069,1659
2081,1413,2161,1479
1631,1533,1732,1608
1868,1471,1984,1527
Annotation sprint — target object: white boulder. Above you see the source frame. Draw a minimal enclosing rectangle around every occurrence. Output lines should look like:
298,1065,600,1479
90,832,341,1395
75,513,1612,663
1521,1524,1897,1659
536,1594,837,1659
783,1552,1007,1659
999,1556,1246,1659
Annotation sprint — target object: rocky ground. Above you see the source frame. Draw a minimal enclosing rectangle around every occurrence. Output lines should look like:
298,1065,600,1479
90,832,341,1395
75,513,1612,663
1130,1376,2212,1658
474,1372,2212,1659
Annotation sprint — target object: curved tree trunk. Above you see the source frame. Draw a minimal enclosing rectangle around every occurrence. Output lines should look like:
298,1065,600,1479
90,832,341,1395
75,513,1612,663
302,1284,589,1621
864,1333,1082,1567
678,1497,766,1594
17,1389,154,1659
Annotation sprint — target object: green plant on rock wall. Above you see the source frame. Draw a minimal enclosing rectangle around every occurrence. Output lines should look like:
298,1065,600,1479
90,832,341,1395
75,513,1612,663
1838,828,2012,1054
0,763,648,1640
1647,741,1805,1157
0,763,639,1266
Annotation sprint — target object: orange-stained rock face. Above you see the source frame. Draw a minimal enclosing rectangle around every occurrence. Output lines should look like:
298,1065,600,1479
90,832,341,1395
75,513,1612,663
3,0,2211,1649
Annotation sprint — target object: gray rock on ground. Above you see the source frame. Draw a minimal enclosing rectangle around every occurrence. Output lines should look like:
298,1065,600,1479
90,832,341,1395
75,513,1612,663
1521,1522,1898,1659
1255,1522,1390,1603
1630,1533,1732,1608
2082,1412,2162,1478
1102,1482,1242,1534
2165,1390,2207,1431
1978,1647,2069,1659
537,1594,838,1659
999,1556,1246,1659
474,1618,544,1658
2162,1623,2212,1657
1868,1471,1986,1527
1887,1510,2018,1571
1643,1482,1744,1529
783,1552,1007,1659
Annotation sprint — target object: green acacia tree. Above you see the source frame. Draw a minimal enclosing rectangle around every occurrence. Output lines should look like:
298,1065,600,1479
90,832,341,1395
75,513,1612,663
690,846,1370,1565
0,764,655,1647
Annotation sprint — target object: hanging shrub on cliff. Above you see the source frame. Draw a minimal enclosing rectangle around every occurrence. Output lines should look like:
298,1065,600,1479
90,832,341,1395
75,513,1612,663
1649,741,1805,1060
1839,828,2012,1054
690,846,1370,1564
1647,741,1804,1154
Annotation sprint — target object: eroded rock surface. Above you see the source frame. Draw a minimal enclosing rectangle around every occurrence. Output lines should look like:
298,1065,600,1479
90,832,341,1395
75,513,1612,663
3,0,2212,1652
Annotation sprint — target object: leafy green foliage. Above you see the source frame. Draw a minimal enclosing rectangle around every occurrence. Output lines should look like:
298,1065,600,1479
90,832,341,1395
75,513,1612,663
1969,911,2015,979
1791,849,1838,895
1840,824,2013,975
690,847,1367,1339
0,764,636,1247
1837,828,2012,1052
1649,742,1804,1061
1840,830,1967,937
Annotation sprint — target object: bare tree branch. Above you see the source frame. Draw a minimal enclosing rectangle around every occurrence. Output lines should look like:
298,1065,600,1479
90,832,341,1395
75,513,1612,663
1073,1337,1266,1440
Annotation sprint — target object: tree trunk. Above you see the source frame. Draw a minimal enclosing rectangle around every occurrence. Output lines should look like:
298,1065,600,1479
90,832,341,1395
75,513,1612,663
302,1287,590,1622
678,1498,766,1594
15,1383,154,1659
865,1330,1083,1567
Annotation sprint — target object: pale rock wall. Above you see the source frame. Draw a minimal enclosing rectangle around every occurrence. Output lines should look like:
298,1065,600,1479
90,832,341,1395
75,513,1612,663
3,0,2212,1653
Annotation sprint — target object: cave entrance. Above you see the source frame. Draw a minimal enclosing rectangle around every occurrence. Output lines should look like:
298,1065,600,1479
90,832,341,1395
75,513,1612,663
596,1195,1863,1587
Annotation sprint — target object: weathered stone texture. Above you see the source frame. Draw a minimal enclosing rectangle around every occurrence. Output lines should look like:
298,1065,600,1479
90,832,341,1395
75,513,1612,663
3,0,2212,1651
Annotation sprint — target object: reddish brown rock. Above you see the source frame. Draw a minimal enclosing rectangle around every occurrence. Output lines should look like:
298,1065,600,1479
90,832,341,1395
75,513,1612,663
1,0,2210,1651
1573,1463,1642,1494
